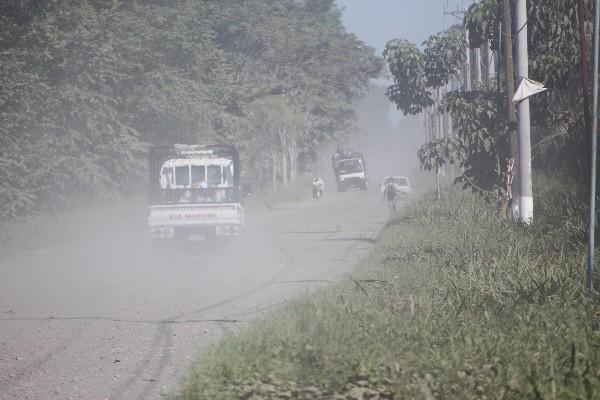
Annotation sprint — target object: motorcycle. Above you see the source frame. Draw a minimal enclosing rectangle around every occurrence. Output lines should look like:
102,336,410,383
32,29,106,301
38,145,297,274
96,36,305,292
312,185,323,200
312,177,324,200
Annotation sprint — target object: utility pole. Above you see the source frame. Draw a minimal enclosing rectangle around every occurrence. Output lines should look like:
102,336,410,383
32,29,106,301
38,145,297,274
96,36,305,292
503,0,518,216
515,0,533,223
444,3,471,91
587,0,600,292
578,0,592,176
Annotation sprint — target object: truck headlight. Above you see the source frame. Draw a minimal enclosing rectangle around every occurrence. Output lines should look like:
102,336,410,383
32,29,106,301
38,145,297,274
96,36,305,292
151,227,175,238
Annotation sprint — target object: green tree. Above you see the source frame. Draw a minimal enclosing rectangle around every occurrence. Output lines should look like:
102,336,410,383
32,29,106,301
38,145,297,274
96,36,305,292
0,0,381,218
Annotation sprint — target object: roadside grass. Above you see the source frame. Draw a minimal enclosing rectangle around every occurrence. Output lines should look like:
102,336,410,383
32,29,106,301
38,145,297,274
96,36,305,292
177,179,600,399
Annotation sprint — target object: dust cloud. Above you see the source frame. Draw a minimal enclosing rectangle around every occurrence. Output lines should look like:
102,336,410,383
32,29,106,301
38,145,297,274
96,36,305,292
325,82,427,191
0,82,422,400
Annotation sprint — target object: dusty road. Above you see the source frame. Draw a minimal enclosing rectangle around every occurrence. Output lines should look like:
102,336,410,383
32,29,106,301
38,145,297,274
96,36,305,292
0,188,397,400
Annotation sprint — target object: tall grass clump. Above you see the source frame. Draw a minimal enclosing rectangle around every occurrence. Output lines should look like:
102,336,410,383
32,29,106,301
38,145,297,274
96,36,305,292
175,177,600,400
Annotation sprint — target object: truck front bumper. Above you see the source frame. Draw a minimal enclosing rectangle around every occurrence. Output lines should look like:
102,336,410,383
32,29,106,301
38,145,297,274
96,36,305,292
151,224,242,241
339,177,366,188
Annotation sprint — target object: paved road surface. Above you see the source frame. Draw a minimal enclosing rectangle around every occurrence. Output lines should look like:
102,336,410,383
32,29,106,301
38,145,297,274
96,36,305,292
0,188,396,400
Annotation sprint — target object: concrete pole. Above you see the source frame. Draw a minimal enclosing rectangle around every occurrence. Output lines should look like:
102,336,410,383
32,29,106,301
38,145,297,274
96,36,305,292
578,0,592,177
515,0,533,223
587,0,600,291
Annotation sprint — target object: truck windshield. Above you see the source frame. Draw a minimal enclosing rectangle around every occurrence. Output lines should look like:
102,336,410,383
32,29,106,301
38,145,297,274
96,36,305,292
191,165,206,186
223,163,233,186
175,166,190,186
207,165,222,186
394,177,409,186
155,159,239,204
337,160,363,174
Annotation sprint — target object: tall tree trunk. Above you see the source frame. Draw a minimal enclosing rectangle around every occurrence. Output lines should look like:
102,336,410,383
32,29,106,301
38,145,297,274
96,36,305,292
436,87,442,139
288,135,297,184
464,29,471,91
256,165,263,192
279,128,288,188
503,0,518,212
271,152,278,192
475,47,482,85
487,41,495,85
279,128,289,187
281,150,288,188
436,165,441,200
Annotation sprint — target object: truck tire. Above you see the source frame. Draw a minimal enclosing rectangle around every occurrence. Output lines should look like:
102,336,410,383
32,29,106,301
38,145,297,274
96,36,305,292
337,183,345,192
360,181,368,191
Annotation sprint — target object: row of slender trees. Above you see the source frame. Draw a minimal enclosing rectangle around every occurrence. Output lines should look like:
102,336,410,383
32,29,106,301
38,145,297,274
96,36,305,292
0,0,382,219
384,0,593,210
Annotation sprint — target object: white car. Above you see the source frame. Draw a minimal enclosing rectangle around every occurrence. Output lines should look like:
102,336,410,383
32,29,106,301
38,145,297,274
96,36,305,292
380,176,411,195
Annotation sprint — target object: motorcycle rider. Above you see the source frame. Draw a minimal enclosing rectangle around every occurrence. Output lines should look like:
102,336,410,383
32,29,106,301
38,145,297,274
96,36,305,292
312,177,325,199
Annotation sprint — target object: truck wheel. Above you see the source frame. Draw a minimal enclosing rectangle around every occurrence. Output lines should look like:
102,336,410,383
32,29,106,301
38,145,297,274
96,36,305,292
337,183,345,192
360,182,368,191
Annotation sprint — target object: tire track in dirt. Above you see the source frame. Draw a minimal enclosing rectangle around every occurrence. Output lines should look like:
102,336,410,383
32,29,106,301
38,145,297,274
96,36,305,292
134,323,174,400
0,320,92,394
110,323,168,400
108,246,298,399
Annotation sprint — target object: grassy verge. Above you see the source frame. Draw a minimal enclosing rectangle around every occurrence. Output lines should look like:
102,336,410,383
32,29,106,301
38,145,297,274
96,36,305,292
180,180,599,399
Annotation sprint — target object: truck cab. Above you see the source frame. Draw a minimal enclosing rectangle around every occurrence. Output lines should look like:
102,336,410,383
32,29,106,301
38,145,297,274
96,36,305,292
332,149,367,191
148,144,244,242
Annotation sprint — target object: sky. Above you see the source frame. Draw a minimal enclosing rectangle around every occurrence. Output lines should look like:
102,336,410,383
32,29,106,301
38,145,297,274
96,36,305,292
335,0,474,56
334,1,475,126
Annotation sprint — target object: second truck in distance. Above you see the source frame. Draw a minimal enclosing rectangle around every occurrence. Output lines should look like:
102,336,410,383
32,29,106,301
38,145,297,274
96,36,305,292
331,147,367,191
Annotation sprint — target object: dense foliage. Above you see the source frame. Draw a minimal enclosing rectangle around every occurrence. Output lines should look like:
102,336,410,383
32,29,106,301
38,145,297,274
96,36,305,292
383,39,433,115
466,0,592,168
385,0,594,197
0,0,381,219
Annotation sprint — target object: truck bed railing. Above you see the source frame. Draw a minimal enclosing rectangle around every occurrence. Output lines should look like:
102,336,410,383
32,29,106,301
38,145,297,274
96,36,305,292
150,188,241,205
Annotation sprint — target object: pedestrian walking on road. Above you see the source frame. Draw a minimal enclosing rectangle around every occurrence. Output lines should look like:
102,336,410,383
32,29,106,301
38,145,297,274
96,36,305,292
383,181,397,215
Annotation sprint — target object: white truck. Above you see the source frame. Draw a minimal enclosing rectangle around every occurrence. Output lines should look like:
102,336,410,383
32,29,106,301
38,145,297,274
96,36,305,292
148,144,244,243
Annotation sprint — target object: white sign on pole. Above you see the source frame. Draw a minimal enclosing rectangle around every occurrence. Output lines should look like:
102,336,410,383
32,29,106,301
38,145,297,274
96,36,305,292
512,78,547,102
